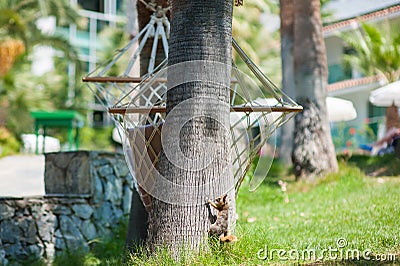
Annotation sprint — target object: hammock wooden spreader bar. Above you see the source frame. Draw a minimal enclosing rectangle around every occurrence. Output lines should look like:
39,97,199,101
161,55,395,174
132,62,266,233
108,105,303,115
82,77,168,83
82,76,239,84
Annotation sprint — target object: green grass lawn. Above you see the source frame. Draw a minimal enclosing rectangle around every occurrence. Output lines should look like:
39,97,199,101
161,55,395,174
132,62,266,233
31,155,400,265
233,163,400,265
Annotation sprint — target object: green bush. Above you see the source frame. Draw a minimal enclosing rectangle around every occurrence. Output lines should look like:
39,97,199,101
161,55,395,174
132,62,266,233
79,126,115,151
0,127,20,157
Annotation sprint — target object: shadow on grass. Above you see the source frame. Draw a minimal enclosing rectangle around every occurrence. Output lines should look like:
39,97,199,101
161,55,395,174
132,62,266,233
255,153,400,182
340,154,400,177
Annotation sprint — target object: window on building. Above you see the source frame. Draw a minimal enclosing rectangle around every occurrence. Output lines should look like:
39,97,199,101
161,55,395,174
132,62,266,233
78,0,102,12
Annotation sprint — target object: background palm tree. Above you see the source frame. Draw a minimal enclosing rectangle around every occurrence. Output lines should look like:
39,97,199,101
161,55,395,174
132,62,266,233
278,0,338,176
278,0,295,164
290,0,338,180
278,0,333,164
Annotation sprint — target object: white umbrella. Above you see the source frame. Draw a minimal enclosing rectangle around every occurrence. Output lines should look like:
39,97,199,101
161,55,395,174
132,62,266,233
369,80,400,107
326,96,357,122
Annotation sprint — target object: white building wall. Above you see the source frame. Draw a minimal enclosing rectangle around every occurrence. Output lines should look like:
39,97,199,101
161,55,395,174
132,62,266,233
325,35,343,66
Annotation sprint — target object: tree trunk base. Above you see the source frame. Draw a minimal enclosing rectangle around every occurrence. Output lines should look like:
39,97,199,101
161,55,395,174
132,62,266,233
292,97,338,180
125,189,148,253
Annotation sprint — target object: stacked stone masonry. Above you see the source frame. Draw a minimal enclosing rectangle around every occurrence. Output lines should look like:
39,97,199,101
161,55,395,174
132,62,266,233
0,151,134,264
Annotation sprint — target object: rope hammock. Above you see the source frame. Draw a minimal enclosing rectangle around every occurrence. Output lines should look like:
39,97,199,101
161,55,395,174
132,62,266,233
83,3,302,195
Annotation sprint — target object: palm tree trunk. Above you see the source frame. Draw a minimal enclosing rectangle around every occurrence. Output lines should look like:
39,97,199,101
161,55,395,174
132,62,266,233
386,104,400,132
278,0,295,165
146,0,234,253
291,0,338,180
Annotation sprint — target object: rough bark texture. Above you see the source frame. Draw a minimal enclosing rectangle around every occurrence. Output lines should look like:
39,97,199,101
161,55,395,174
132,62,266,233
278,0,295,165
292,98,336,179
291,0,338,180
386,104,400,132
146,0,234,253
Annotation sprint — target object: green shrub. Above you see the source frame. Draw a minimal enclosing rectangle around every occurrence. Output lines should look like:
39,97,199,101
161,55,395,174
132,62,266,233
0,127,20,157
79,126,115,151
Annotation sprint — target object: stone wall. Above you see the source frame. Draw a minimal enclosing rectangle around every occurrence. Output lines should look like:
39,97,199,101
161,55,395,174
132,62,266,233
0,151,134,264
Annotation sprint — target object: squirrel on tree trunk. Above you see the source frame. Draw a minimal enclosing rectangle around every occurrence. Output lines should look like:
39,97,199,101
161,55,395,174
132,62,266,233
207,194,237,242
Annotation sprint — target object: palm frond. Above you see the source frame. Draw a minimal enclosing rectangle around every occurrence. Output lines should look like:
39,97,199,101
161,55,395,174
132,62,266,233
340,22,400,82
0,8,29,45
12,0,37,13
11,0,79,26
361,22,383,46
394,33,400,46
47,0,80,26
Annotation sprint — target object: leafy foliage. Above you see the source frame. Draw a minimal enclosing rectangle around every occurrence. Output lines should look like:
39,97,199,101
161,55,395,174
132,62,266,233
79,126,115,151
1,58,74,137
341,22,400,82
97,25,130,77
0,0,82,81
343,154,400,176
0,0,79,48
0,127,20,157
0,0,84,141
320,0,334,22
233,0,282,85
0,0,81,74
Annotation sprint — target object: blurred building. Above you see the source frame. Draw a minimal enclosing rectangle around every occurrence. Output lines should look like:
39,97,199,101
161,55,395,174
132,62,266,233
323,1,400,150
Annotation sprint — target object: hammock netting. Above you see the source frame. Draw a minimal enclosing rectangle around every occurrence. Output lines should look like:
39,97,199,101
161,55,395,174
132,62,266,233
83,7,302,195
